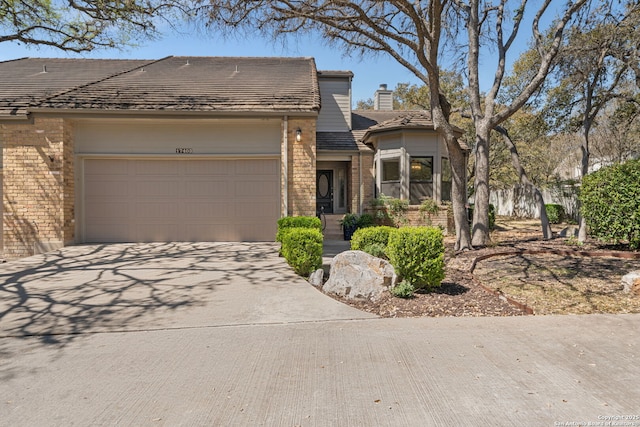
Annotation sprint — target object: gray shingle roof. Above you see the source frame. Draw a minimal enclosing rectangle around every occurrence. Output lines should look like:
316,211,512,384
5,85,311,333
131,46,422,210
0,57,153,116
0,56,321,116
317,132,359,151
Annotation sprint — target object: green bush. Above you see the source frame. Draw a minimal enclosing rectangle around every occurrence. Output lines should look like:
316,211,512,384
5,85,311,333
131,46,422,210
390,280,415,298
350,226,396,258
386,227,445,290
580,159,640,249
370,195,409,226
280,228,323,276
276,216,321,242
357,213,375,228
545,204,565,224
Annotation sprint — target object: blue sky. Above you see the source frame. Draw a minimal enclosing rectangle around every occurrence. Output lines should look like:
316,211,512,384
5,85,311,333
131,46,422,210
0,31,426,106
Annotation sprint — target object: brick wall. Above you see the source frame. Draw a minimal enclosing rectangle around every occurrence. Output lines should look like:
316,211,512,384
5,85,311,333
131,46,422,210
1,117,74,258
287,118,316,216
364,205,454,235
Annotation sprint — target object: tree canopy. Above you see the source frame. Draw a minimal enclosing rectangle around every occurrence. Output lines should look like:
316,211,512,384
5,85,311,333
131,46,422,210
0,0,183,52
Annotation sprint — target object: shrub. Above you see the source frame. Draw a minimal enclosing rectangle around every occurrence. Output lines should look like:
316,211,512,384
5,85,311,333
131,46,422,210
357,213,375,228
280,228,323,276
390,280,415,298
370,195,409,226
276,216,321,242
351,226,396,258
580,159,640,249
386,227,445,290
545,204,565,224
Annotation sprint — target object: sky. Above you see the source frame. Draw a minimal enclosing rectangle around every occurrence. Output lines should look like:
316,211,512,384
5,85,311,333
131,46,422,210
0,30,425,106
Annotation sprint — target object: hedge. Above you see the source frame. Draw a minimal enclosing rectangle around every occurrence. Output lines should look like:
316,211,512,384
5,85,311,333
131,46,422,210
280,228,323,276
580,159,640,249
545,204,565,224
350,226,396,259
276,216,322,242
386,226,445,290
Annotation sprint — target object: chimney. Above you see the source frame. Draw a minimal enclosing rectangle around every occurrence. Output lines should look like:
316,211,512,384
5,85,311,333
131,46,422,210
374,83,393,111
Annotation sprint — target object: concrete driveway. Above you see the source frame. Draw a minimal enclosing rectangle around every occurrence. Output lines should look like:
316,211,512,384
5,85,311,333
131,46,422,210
0,242,374,338
2,243,639,426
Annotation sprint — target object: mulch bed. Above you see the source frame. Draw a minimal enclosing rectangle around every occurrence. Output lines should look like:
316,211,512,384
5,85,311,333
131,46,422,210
322,219,640,317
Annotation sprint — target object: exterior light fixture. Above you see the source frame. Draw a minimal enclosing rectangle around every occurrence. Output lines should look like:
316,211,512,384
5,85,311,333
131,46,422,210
296,128,302,142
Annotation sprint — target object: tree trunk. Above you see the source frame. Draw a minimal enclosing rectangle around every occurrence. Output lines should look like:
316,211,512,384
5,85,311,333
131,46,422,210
446,137,472,251
471,125,491,246
497,126,553,239
578,129,591,242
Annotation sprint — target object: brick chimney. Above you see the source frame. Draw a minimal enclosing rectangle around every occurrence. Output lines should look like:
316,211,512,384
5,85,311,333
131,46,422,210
374,84,393,111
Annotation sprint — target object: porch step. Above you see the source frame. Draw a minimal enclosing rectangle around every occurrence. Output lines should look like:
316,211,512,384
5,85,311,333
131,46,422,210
322,214,345,240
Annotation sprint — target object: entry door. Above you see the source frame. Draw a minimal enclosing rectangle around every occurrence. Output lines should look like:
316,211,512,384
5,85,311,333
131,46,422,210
316,170,334,214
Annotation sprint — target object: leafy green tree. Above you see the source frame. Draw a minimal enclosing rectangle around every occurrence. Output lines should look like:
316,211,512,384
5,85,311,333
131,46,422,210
545,4,639,242
0,0,182,52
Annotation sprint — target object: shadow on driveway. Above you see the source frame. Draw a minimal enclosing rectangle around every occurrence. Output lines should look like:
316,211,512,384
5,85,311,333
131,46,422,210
0,242,373,346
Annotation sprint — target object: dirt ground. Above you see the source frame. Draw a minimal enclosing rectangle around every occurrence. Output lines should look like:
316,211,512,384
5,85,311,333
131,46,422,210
328,218,640,317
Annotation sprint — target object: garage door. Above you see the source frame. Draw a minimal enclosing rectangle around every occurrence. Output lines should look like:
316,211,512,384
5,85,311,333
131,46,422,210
83,158,280,242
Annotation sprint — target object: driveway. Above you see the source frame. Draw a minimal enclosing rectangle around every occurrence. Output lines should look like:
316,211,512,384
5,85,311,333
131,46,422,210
0,242,374,338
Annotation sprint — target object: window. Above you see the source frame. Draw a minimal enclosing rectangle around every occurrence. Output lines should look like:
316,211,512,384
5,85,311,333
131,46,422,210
410,157,433,182
382,159,400,182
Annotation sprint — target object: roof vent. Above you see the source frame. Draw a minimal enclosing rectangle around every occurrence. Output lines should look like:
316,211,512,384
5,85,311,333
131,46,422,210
42,65,47,73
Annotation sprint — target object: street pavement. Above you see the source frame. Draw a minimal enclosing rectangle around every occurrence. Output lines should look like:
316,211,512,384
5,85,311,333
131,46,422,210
1,242,638,426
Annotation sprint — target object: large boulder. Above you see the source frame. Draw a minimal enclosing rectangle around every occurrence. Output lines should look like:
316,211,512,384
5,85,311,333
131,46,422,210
323,250,397,302
621,271,640,295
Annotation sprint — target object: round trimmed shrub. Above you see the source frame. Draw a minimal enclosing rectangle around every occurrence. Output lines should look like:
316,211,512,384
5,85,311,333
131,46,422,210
350,226,396,258
280,228,323,276
386,226,445,290
276,216,322,242
545,204,565,224
580,159,640,249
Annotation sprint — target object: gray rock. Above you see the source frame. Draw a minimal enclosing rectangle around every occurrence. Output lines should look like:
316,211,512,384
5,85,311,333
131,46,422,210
322,250,397,302
308,269,325,287
621,271,640,295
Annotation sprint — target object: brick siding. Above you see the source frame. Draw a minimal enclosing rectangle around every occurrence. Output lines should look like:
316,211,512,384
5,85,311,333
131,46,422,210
1,117,74,258
287,118,316,216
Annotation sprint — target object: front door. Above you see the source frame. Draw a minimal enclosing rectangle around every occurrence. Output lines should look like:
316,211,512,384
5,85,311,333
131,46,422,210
316,170,334,214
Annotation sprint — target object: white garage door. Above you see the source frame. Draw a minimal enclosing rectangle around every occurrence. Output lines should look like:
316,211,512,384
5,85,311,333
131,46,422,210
83,158,280,242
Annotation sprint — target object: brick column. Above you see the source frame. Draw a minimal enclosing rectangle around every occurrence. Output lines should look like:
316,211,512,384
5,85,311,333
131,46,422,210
1,117,74,258
287,118,316,216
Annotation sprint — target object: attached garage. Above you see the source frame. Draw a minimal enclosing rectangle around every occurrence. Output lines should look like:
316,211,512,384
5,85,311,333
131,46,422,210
81,158,280,242
75,117,284,244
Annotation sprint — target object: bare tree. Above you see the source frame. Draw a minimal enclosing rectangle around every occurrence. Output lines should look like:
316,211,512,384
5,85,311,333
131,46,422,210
195,1,474,250
456,0,588,246
0,0,185,52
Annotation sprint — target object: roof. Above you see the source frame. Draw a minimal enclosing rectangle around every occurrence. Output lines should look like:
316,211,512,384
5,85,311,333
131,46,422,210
354,109,470,151
0,56,321,117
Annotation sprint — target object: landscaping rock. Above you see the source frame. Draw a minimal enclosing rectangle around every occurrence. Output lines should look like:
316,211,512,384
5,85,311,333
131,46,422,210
323,250,397,302
621,271,640,295
308,269,325,287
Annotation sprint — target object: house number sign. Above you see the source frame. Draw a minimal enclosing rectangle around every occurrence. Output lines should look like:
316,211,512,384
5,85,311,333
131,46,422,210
175,148,194,154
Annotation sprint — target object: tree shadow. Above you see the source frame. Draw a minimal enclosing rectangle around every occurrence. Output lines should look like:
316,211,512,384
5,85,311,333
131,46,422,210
0,242,289,348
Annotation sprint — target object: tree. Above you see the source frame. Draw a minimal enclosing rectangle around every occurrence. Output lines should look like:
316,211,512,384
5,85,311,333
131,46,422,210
545,3,639,242
457,0,588,246
196,1,474,250
0,0,182,52
192,1,589,250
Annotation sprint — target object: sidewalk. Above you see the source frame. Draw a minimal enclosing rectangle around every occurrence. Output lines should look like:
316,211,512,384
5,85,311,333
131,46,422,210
1,314,638,426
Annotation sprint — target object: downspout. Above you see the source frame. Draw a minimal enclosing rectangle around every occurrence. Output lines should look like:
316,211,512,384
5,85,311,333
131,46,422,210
283,116,289,217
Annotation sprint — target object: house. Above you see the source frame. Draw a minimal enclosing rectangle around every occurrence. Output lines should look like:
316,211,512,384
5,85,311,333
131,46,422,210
0,56,464,258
